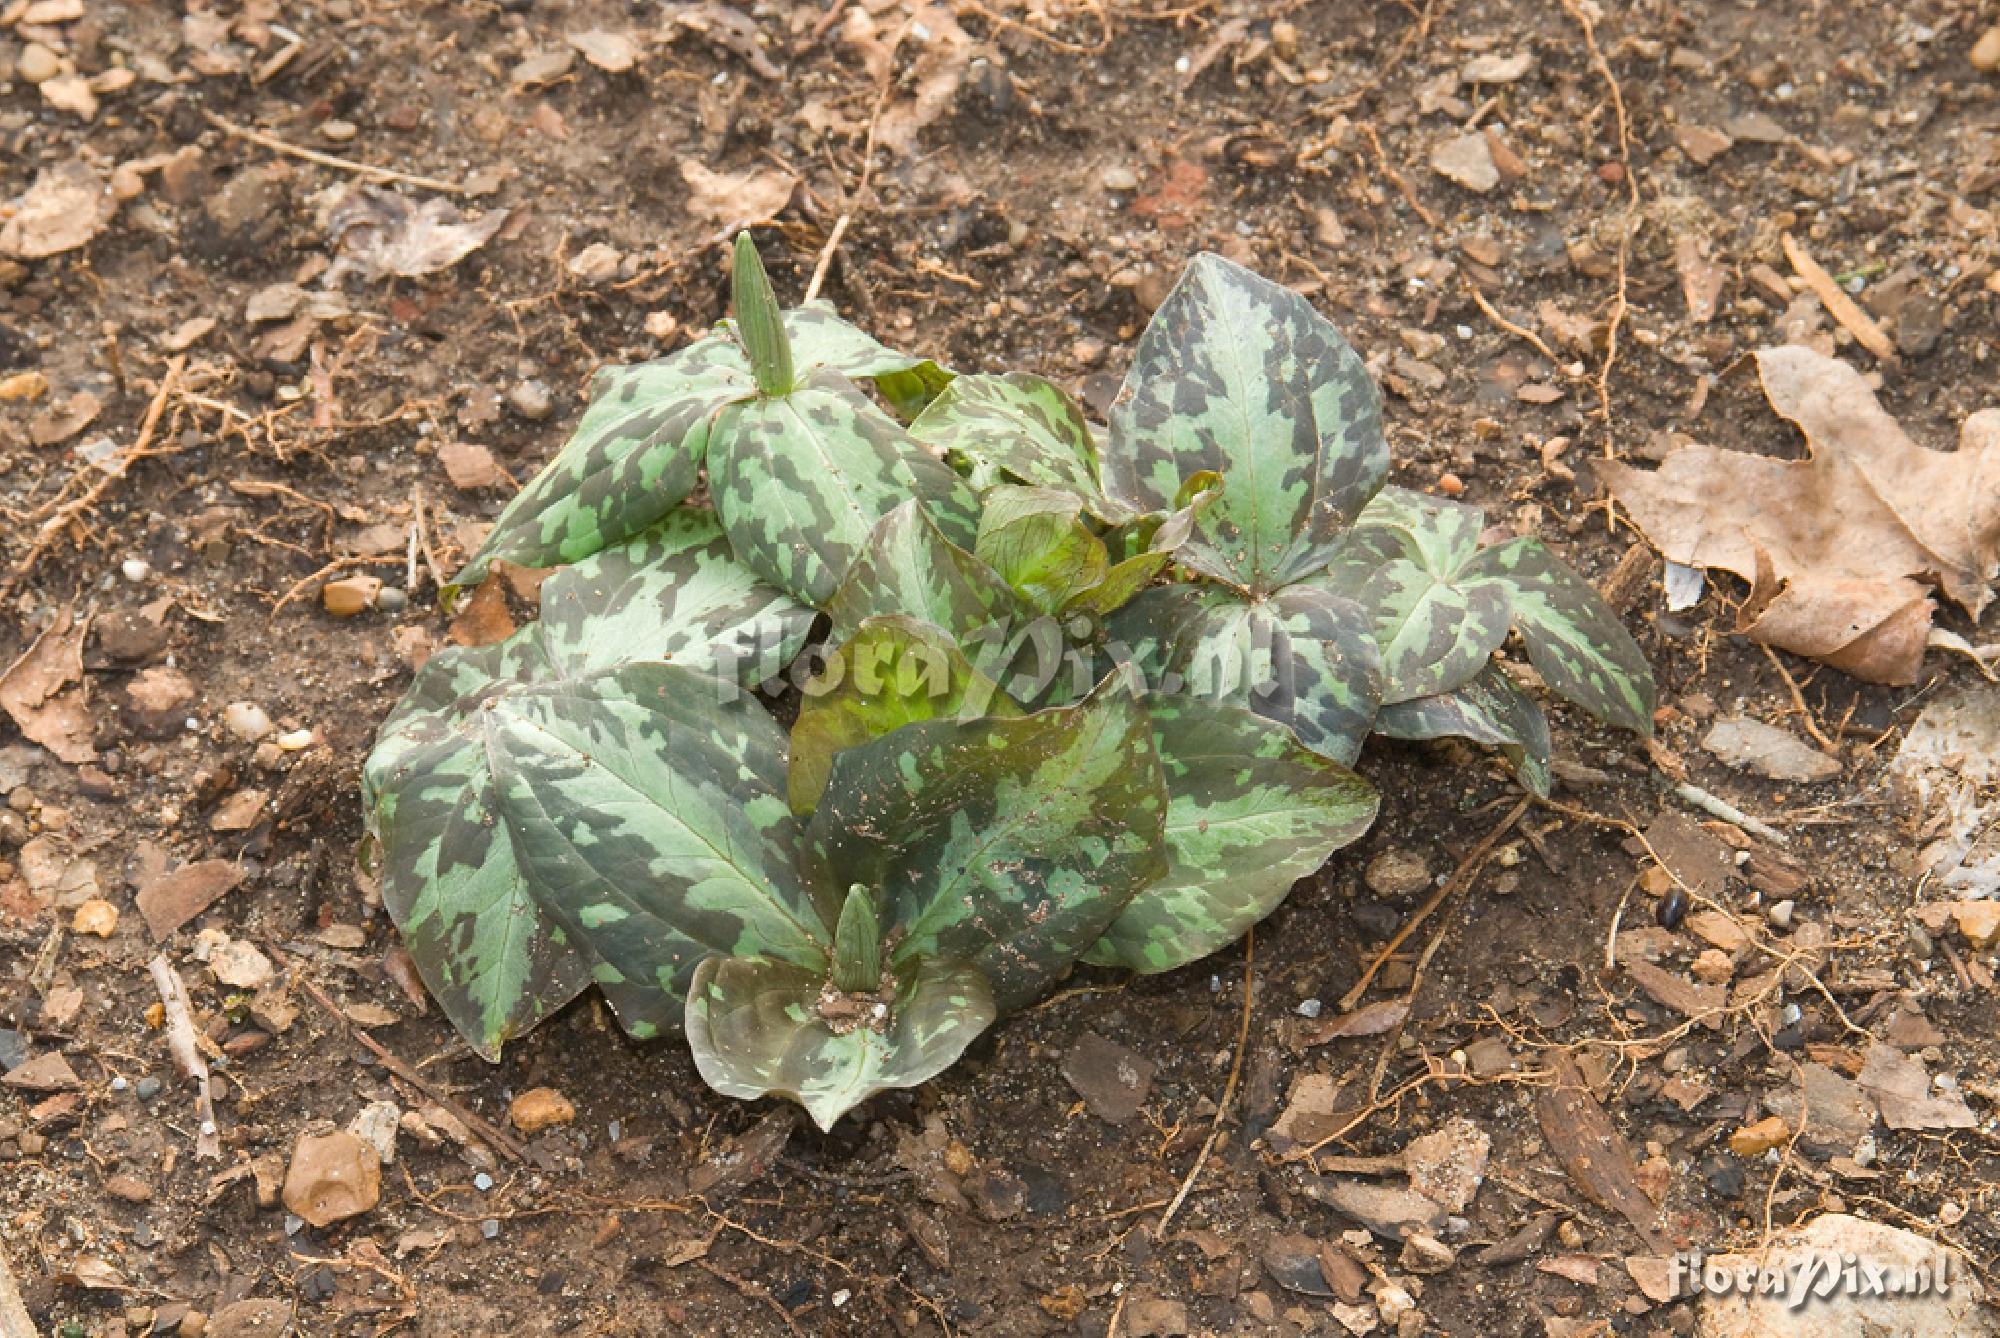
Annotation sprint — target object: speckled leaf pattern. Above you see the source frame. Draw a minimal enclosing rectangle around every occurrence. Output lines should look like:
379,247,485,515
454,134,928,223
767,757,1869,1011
538,508,814,681
1160,584,1385,766
685,954,995,1132
787,616,1020,815
974,486,1109,614
1317,488,1510,704
911,372,1128,518
767,301,953,418
362,640,595,1060
1103,253,1388,594
807,677,1167,1011
487,665,828,1017
709,370,980,607
825,500,1030,644
449,353,750,596
1064,550,1171,620
1464,537,1656,735
1374,662,1553,796
1085,694,1378,973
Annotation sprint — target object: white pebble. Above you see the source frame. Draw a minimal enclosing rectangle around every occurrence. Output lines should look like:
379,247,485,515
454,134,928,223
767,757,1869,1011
121,558,151,583
1296,998,1323,1018
276,728,316,751
223,701,274,743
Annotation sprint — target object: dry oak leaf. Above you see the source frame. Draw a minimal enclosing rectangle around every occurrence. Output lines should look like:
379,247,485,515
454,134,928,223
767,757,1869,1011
679,159,796,232
1604,345,2000,684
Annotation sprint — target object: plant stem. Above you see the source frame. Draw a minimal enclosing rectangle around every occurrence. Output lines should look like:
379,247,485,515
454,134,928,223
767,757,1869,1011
831,885,882,994
732,232,795,397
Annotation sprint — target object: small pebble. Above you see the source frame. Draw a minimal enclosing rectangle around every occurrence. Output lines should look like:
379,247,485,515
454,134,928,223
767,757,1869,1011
480,1218,501,1239
1766,899,1795,930
1437,472,1466,497
121,558,151,583
1295,998,1323,1019
18,42,61,84
1100,165,1140,192
111,1075,128,1092
376,586,409,613
509,379,554,421
136,1076,162,1100
276,728,316,751
319,119,358,143
223,701,274,744
473,1171,494,1192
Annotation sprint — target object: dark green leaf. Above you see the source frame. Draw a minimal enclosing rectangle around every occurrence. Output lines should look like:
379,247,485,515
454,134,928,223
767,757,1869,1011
685,954,995,1131
774,302,952,417
732,233,796,397
1103,253,1388,593
1374,662,1553,796
825,500,1030,645
708,371,980,606
1160,584,1384,765
1463,538,1656,735
910,372,1126,518
1086,695,1378,973
807,676,1168,1011
788,616,1019,815
485,664,829,1015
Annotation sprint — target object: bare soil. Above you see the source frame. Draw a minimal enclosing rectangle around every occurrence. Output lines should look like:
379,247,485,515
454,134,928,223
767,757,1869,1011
2,0,1997,1334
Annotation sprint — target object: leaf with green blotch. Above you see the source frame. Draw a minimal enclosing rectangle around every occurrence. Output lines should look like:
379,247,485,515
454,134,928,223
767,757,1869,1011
448,353,752,598
537,508,816,681
1063,550,1171,620
1315,490,1510,704
1103,253,1388,595
685,953,995,1131
1462,537,1656,735
826,500,1033,645
707,370,980,606
975,486,1110,614
1085,694,1378,973
1154,584,1385,766
911,372,1129,519
788,616,1019,815
485,665,829,1017
807,675,1167,1011
1374,662,1553,796
767,302,953,417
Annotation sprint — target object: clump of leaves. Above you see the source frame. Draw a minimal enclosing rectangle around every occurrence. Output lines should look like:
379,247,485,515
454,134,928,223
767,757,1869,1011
364,237,1654,1129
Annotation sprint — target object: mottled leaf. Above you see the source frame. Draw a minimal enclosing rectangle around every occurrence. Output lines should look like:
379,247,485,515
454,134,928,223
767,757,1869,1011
1064,550,1170,620
808,676,1168,1011
768,301,952,417
1086,695,1377,973
1464,537,1656,735
975,486,1109,614
538,508,815,681
1160,584,1384,765
1375,662,1553,796
1316,491,1509,703
685,954,995,1131
449,352,749,596
708,370,980,606
1103,253,1387,593
486,666,829,1019
788,616,1019,815
826,500,1030,644
912,372,1126,518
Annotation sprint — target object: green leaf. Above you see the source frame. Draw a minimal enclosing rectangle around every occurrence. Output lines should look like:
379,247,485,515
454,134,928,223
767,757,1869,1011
362,640,597,1060
1374,663,1553,796
1085,694,1378,973
1064,550,1170,620
774,302,953,417
732,233,796,397
787,616,1019,816
708,371,980,606
537,508,815,681
1316,491,1510,704
1103,253,1388,594
807,675,1168,1011
485,664,830,1016
1158,584,1385,766
685,954,995,1131
974,486,1110,614
1463,537,1656,735
909,372,1128,518
830,885,885,993
448,352,751,597
825,500,1030,644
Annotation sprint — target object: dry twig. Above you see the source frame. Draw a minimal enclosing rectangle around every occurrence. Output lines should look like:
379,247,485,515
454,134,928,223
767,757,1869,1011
1781,233,1896,363
203,111,468,194
147,954,223,1161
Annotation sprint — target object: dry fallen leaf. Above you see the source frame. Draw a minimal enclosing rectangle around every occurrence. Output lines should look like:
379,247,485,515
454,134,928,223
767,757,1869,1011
1856,1041,1976,1131
0,160,115,259
839,4,971,155
679,159,796,232
1605,346,2000,683
320,188,508,283
0,608,95,764
567,29,639,73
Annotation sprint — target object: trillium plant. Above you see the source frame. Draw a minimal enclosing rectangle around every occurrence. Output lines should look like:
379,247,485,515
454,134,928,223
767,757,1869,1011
363,237,1655,1129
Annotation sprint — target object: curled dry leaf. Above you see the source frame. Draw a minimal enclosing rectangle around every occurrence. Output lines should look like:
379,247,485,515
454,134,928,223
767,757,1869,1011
320,187,508,283
0,160,115,259
1605,346,2000,684
679,159,797,232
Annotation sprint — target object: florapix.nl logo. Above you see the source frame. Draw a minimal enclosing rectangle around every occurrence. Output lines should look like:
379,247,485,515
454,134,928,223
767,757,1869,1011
1670,1248,1955,1310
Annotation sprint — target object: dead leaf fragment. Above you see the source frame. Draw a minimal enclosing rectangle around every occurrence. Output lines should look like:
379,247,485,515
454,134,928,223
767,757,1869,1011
1302,995,1410,1045
679,159,796,232
321,188,508,282
0,608,95,764
0,160,115,259
1674,236,1725,324
566,29,639,73
1604,346,2000,683
135,860,243,939
1536,1052,1669,1251
1856,1041,1977,1131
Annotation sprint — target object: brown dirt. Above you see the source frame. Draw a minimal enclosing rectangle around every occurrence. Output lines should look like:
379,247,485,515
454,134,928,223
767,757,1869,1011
3,0,1998,1334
